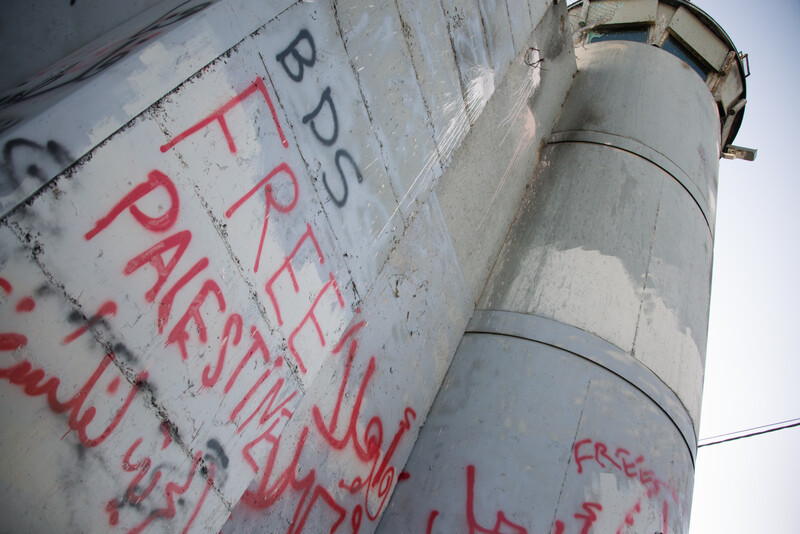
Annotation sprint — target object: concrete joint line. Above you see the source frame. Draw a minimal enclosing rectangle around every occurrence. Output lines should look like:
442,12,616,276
465,309,698,465
546,129,712,233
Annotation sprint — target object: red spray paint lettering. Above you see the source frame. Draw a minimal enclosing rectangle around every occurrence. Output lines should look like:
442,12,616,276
225,162,300,273
0,298,143,448
160,77,288,154
288,272,345,374
426,464,528,534
84,169,179,240
265,222,326,327
239,319,415,533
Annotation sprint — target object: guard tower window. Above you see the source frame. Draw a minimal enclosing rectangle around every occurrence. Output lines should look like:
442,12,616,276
661,35,710,80
587,28,648,44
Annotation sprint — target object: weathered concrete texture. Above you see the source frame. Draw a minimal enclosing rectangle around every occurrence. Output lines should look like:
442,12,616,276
222,196,472,533
1,0,195,92
395,0,470,171
0,0,573,532
248,0,405,301
334,0,442,217
479,143,666,352
0,0,297,217
391,24,726,533
379,319,694,533
478,41,717,427
437,0,576,304
552,41,721,228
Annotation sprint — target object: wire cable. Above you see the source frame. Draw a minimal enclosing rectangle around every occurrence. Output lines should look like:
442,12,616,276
697,419,800,448
698,416,800,442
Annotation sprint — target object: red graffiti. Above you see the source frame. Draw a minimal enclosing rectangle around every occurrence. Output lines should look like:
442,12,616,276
593,441,621,471
108,436,217,534
288,272,345,374
239,319,415,533
84,168,303,457
160,77,288,154
3,63,333,532
85,169,180,240
574,502,602,534
0,302,143,448
124,229,192,303
0,332,27,351
427,464,528,534
61,300,118,344
20,37,393,531
165,279,226,360
465,465,527,534
427,510,440,534
0,278,28,350
232,362,296,433
125,448,210,534
572,438,680,533
241,425,348,533
201,313,243,389
616,499,641,534
225,162,300,273
0,277,12,294
265,222,326,327
574,438,593,475
572,438,675,500
156,257,209,335
223,325,267,394
15,296,35,312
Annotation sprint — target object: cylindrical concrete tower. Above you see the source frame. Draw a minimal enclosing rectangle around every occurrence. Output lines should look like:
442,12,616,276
379,1,749,532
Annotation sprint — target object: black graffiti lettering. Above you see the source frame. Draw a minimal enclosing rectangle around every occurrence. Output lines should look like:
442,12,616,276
205,438,229,469
279,28,364,207
302,87,338,147
322,170,347,208
276,29,316,83
323,149,362,208
1,138,73,196
335,149,362,184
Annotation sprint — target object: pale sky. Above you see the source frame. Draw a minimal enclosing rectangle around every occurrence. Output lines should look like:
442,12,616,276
688,0,800,531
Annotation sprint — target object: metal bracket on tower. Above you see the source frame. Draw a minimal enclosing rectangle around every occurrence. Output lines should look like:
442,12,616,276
739,51,751,77
722,144,757,161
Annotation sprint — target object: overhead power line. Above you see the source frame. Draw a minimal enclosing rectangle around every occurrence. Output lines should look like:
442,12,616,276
697,418,800,448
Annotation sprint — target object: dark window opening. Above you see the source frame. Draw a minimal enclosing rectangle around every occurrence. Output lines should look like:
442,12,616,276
661,35,710,80
587,28,649,44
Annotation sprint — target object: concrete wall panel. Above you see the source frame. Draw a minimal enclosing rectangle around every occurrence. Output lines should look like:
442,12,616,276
552,41,721,228
479,143,664,352
0,0,292,218
0,0,580,531
395,0,470,170
250,2,405,296
440,0,497,124
335,0,441,217
477,0,517,83
437,0,576,302
223,196,472,533
380,327,693,533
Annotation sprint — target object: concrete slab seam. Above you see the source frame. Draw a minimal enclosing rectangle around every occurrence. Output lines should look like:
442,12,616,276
465,309,698,465
546,129,713,233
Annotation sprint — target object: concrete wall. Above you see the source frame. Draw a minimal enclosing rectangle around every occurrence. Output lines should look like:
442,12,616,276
0,0,574,532
381,38,719,533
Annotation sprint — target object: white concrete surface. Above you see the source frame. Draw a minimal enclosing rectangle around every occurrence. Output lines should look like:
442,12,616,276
0,0,572,532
